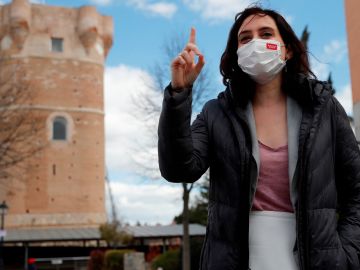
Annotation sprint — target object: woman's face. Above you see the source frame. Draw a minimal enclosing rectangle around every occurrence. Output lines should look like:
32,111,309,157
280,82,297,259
237,14,289,61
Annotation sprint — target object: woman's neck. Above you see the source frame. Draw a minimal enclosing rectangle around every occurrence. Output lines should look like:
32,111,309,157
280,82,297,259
253,75,285,107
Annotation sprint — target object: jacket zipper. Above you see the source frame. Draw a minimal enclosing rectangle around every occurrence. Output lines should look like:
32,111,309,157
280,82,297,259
218,94,254,270
297,139,308,270
297,94,333,270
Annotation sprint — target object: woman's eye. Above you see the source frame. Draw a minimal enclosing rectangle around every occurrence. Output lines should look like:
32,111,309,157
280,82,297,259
239,37,251,44
262,32,273,38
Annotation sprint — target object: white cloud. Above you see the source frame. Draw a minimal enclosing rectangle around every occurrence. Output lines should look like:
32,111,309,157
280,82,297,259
104,64,204,225
146,2,178,18
107,181,183,225
335,84,353,116
88,0,177,18
323,40,347,63
311,39,348,80
284,15,294,25
0,0,45,4
104,65,162,178
89,0,112,6
183,0,252,21
310,57,329,81
129,0,178,18
104,64,179,225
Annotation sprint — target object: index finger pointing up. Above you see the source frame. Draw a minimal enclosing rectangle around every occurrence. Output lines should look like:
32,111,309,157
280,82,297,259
189,27,196,44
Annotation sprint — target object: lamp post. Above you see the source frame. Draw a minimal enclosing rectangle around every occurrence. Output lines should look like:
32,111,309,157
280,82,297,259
0,201,9,270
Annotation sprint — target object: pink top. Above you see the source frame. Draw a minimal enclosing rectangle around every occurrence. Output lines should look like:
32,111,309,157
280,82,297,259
252,141,294,213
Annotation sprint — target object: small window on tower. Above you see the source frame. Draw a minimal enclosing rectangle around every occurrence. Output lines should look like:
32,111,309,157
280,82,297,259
51,37,63,52
52,117,67,141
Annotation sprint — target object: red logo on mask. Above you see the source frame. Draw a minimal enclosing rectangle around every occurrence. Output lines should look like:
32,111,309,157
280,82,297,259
266,43,278,50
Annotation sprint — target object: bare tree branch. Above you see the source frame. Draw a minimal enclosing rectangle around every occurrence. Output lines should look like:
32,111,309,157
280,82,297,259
0,59,45,182
130,31,215,270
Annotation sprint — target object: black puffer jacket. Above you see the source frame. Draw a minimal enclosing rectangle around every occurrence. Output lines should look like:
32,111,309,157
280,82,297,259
158,76,360,270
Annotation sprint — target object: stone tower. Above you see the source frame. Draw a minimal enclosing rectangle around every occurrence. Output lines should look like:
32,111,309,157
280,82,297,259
0,0,113,228
345,0,360,139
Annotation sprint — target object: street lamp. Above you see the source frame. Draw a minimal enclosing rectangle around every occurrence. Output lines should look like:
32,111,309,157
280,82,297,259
0,201,9,270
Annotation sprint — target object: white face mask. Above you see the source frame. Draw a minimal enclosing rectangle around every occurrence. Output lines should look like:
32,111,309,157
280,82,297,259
237,39,286,85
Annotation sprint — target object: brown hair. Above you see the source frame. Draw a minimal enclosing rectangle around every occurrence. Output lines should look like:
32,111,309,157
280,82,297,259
220,7,315,106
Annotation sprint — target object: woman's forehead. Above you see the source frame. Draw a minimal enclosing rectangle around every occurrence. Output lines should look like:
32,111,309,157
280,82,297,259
238,14,277,34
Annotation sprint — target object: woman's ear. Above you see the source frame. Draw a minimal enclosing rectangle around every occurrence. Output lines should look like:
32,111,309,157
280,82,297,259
285,46,293,60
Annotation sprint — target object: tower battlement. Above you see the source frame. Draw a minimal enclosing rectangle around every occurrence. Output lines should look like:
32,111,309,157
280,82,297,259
0,0,113,63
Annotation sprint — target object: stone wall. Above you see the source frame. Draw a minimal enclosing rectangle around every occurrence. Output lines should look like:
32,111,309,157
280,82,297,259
124,253,146,270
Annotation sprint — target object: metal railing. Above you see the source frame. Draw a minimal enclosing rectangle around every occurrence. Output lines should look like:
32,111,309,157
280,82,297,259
30,257,89,270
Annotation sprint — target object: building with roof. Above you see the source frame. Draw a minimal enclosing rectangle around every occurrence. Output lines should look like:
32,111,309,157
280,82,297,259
4,224,206,269
5,224,206,245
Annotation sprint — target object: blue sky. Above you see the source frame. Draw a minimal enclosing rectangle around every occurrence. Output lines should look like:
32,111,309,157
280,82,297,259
33,0,350,90
10,0,353,225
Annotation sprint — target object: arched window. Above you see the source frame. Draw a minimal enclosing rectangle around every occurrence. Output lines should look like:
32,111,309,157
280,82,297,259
52,117,67,140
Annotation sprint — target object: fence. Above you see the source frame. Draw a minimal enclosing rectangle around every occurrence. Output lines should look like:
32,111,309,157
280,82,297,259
30,257,89,270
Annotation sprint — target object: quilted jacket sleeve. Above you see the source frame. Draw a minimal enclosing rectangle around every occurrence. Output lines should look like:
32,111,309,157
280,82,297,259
334,98,360,269
158,84,209,183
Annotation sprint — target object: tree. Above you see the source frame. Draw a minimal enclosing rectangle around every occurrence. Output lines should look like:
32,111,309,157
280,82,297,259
300,25,310,51
327,72,336,94
0,59,44,181
151,249,181,270
132,31,214,270
100,171,133,248
103,250,134,270
300,26,335,94
174,173,209,226
99,220,133,248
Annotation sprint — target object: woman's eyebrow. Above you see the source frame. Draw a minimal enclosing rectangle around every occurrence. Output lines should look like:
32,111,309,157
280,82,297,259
238,30,252,37
258,26,275,32
238,26,275,37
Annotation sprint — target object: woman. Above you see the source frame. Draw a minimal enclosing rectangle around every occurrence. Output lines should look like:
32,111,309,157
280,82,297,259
158,6,360,270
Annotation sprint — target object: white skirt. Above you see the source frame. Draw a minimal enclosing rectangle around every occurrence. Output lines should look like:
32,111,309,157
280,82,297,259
249,211,299,270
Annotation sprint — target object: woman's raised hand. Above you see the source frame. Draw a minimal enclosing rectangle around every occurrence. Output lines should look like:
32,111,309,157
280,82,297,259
171,27,205,90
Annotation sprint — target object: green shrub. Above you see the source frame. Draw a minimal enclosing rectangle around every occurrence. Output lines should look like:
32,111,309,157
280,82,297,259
99,222,133,247
190,237,204,270
151,249,181,270
104,250,134,270
88,250,104,270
